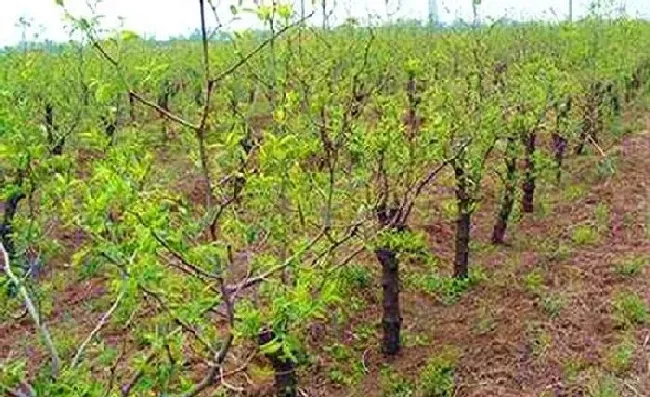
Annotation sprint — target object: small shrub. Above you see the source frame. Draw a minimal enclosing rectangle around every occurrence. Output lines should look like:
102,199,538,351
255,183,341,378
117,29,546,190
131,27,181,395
612,290,649,329
417,348,458,397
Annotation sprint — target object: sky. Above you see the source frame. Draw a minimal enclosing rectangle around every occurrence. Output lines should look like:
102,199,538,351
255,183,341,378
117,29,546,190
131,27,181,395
1,0,648,46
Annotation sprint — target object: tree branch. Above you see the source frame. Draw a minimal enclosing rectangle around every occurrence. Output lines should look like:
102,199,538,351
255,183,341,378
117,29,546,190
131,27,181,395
1,243,60,378
209,12,315,86
70,287,126,368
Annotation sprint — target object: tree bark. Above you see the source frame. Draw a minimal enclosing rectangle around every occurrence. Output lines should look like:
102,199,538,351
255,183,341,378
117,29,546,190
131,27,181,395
454,165,471,279
455,210,471,279
375,246,401,355
522,130,537,213
0,191,26,260
492,138,517,244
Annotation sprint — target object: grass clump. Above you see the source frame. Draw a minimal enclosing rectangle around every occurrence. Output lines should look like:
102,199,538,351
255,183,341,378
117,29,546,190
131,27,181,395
416,347,458,397
523,268,545,295
613,255,648,277
612,290,649,329
409,267,484,306
605,335,636,374
571,224,599,246
540,292,567,319
381,368,414,397
587,373,621,397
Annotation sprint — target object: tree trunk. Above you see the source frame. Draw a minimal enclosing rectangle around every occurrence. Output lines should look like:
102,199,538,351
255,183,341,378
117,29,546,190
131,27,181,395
552,133,567,183
128,94,136,123
259,329,298,397
0,191,26,260
375,247,401,355
522,130,537,213
454,165,471,279
492,137,517,244
455,210,471,279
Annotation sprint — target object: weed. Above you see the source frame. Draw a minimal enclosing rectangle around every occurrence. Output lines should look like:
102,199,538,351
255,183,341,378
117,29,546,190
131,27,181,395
594,203,610,232
540,292,567,319
352,323,376,344
571,225,599,246
526,323,551,358
565,185,587,201
605,335,636,374
324,343,351,362
412,270,482,305
596,157,616,180
612,290,649,329
403,330,432,348
523,268,545,295
586,373,620,397
416,347,458,397
562,355,588,383
328,367,354,386
613,255,648,277
381,368,414,397
547,242,573,262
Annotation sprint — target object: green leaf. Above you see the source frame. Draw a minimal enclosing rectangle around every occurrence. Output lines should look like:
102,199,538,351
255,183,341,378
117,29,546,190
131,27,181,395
120,30,139,41
260,339,282,355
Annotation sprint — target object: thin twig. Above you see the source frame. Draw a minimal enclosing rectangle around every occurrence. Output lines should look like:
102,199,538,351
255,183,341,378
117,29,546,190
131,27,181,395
587,134,606,157
209,12,315,86
71,287,126,368
128,92,198,130
224,228,327,293
1,243,60,378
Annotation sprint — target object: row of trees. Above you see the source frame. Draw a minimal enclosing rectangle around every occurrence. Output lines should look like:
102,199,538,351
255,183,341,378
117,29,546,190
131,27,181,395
1,1,650,396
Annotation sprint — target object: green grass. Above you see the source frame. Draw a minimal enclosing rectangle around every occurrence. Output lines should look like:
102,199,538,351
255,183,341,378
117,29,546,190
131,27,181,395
417,347,459,397
523,268,545,295
605,335,636,374
587,373,621,397
613,255,648,277
381,368,414,397
540,292,567,319
612,290,649,329
594,203,610,231
571,224,599,246
408,267,485,306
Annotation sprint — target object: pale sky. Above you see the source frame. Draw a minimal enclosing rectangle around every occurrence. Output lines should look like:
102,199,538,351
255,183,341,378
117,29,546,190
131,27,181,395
1,0,648,46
